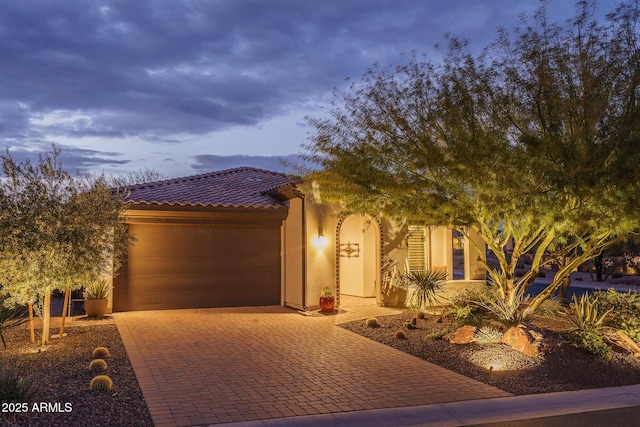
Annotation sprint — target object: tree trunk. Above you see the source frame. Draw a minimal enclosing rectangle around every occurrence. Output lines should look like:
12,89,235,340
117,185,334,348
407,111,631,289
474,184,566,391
28,303,35,344
59,285,70,339
595,254,604,282
42,286,51,345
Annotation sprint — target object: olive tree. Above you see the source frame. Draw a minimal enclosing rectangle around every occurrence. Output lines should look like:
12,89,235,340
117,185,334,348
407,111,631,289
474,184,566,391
0,147,132,344
302,1,640,315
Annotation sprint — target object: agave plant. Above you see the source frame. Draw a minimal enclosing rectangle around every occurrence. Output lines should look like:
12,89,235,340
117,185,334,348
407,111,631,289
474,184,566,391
567,293,611,332
400,268,447,312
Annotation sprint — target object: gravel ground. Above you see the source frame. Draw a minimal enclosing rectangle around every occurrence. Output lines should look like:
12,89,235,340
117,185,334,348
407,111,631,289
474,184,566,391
1,323,153,427
340,312,640,395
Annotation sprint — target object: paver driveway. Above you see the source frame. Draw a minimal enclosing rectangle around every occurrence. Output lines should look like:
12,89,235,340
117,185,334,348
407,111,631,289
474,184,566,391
114,301,510,427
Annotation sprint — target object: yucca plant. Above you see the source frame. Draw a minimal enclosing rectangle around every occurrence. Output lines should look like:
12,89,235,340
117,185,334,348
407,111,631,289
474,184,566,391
567,294,611,332
400,268,447,312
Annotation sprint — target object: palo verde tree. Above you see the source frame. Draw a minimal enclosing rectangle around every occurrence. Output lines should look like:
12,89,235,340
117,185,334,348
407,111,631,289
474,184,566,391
0,146,132,344
302,0,640,316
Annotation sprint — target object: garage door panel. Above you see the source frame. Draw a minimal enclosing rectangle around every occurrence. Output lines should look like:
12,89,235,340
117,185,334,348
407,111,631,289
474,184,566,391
113,221,282,311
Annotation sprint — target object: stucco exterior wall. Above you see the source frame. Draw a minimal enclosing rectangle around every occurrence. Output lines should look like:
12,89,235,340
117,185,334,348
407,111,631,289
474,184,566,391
283,197,304,309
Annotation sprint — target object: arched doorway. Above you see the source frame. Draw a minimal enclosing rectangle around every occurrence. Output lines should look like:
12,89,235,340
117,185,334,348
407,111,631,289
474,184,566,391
335,215,381,308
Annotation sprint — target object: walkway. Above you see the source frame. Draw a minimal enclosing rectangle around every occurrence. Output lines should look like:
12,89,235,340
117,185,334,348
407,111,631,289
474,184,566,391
114,298,509,426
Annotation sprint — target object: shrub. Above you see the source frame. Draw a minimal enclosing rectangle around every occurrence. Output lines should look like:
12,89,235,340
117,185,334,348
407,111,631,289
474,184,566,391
90,375,113,391
427,325,456,339
92,347,111,359
536,297,565,318
0,366,36,403
0,303,28,350
473,277,536,326
593,290,640,337
88,359,108,372
444,304,476,325
473,326,503,344
569,329,612,359
393,329,406,339
365,318,379,328
615,315,640,342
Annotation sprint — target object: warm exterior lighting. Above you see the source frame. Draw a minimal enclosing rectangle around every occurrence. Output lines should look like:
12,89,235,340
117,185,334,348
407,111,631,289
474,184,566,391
488,363,503,372
312,234,328,249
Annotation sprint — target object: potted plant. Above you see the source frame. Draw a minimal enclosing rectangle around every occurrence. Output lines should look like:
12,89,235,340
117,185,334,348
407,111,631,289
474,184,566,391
83,280,110,318
319,287,335,313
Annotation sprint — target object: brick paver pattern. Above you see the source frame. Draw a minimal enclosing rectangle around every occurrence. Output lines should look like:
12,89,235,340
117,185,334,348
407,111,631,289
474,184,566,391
115,302,510,427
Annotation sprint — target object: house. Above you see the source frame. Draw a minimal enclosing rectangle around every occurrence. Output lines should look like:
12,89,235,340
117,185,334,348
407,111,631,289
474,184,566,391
109,167,486,312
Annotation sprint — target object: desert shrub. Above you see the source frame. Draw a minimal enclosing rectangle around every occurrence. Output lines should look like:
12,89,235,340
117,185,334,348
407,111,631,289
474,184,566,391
90,375,113,391
0,302,28,350
393,329,406,339
444,288,486,326
613,316,640,342
92,346,111,359
0,366,36,403
88,359,108,372
444,304,476,325
536,297,565,318
473,281,536,326
427,325,456,340
568,329,612,359
365,318,379,328
594,289,640,320
473,326,503,343
399,269,447,312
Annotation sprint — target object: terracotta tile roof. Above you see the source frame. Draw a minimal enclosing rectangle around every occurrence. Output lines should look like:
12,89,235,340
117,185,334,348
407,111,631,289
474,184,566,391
120,167,302,209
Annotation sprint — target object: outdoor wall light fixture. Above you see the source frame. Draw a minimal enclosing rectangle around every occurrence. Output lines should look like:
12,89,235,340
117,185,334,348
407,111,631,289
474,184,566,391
312,230,328,249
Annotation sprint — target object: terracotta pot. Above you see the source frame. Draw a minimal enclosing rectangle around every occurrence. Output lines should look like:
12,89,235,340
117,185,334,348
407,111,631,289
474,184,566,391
319,296,335,313
84,298,108,318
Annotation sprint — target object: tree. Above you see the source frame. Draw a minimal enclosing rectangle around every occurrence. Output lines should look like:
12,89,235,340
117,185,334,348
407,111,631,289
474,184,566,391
0,147,132,344
302,1,640,314
110,168,165,188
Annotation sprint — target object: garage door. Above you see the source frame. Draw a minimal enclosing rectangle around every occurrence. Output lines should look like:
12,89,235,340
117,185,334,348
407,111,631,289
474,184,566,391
113,223,282,311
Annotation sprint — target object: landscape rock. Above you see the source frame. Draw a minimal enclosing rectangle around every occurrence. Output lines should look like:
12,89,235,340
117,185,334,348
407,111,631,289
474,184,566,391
605,330,640,357
443,325,477,344
501,324,546,357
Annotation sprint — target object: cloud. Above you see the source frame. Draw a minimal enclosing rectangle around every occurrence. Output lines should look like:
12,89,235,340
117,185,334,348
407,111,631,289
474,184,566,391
0,0,588,175
191,154,309,174
0,142,129,173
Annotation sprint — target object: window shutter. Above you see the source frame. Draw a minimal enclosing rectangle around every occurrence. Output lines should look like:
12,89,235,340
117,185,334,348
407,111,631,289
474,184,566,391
408,226,427,271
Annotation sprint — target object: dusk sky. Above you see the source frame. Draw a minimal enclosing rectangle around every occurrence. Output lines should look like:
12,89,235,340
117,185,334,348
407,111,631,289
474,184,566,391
0,0,606,179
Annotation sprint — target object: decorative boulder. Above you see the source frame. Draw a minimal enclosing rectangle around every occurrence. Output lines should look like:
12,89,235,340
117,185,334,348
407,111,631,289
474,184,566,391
501,324,545,358
605,330,640,357
443,325,477,344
